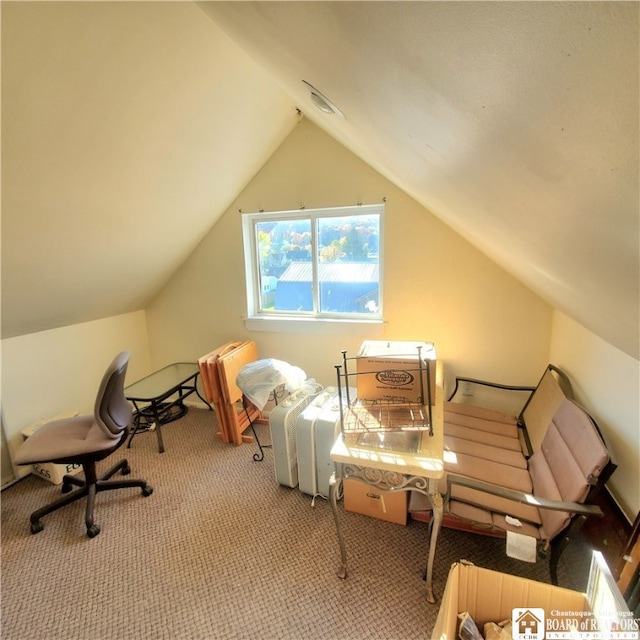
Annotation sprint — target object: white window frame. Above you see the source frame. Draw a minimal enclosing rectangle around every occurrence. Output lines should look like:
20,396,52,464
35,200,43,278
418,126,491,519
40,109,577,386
242,204,384,333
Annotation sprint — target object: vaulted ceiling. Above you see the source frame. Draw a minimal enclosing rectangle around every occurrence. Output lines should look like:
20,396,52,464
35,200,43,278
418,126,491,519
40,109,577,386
2,1,638,359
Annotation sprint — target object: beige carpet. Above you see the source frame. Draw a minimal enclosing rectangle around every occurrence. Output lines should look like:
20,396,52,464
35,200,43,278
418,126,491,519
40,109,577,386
1,407,590,640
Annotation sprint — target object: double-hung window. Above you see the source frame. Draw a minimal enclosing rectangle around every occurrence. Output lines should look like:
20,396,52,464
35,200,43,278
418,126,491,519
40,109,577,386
242,204,383,327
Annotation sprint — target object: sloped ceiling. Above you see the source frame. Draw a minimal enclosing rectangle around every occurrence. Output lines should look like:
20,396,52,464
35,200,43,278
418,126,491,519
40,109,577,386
196,1,639,359
1,1,297,338
2,2,638,360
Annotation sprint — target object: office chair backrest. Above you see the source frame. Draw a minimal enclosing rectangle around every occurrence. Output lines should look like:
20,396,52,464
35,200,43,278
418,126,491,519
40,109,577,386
94,351,133,439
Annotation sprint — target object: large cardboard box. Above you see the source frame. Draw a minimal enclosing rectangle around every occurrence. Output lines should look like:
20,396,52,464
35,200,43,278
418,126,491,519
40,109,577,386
21,413,84,485
431,553,634,640
355,340,436,404
343,477,408,526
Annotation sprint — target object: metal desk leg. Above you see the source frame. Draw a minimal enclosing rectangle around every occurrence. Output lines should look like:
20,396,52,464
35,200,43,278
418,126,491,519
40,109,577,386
127,401,142,449
194,374,213,410
424,488,443,604
152,402,165,454
329,473,347,579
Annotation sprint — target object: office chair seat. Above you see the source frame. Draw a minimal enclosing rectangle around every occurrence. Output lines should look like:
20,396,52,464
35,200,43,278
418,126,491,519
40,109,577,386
17,416,121,462
14,351,153,538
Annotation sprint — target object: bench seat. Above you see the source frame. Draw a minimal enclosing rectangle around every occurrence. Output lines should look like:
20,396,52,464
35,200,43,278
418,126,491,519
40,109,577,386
410,366,616,583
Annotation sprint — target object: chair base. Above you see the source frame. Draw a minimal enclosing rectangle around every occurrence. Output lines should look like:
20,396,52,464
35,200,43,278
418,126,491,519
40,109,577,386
29,458,153,538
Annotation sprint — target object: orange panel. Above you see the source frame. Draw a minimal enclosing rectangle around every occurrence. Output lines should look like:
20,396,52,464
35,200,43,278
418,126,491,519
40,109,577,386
197,341,242,443
217,341,261,445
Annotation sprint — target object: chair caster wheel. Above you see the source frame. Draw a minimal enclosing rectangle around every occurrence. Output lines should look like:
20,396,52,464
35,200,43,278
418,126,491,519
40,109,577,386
30,521,44,534
142,486,153,497
87,524,100,538
121,464,131,476
61,481,73,494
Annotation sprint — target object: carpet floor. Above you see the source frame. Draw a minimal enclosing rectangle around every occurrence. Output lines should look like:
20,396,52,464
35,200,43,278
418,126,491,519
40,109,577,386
1,407,593,639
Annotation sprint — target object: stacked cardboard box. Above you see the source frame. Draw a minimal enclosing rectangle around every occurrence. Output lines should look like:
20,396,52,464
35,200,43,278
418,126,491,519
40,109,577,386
343,478,408,525
342,340,437,526
355,340,436,404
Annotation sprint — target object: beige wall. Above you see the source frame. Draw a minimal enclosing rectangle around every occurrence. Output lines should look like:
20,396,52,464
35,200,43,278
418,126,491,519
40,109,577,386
147,118,552,393
147,119,638,517
2,117,635,519
550,311,639,518
1,311,152,480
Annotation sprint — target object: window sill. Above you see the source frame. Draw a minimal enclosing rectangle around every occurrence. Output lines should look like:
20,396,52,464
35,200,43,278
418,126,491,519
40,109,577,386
243,315,386,335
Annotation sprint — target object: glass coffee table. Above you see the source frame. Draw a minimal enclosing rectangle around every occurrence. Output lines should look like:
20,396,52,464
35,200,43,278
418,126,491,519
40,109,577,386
125,362,211,453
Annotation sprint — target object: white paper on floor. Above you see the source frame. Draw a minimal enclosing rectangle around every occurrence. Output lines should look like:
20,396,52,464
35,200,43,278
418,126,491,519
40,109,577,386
506,530,537,562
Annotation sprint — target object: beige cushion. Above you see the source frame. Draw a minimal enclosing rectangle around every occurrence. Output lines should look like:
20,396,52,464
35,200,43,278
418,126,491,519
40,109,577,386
528,398,609,539
14,416,116,465
527,449,570,540
548,399,609,485
449,484,542,525
445,401,517,425
446,500,494,526
444,422,522,452
444,402,521,448
444,435,527,470
411,391,610,545
444,453,532,493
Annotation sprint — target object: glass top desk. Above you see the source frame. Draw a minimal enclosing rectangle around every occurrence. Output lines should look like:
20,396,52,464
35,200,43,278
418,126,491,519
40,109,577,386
329,361,444,603
125,362,210,453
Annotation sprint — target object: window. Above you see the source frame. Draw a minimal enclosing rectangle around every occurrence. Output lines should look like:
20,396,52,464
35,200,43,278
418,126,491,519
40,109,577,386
242,204,383,326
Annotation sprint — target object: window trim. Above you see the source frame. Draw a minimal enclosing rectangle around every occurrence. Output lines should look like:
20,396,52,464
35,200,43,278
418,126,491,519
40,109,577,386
242,204,384,330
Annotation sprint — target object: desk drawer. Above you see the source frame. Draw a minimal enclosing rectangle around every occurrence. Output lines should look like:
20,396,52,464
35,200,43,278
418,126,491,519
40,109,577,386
343,478,408,526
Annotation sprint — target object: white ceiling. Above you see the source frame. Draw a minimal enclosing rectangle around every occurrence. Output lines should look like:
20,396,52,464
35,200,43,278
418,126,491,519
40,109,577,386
2,1,638,359
197,1,639,359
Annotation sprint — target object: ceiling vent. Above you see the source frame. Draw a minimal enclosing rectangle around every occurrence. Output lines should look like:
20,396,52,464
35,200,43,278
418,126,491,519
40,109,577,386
302,80,344,118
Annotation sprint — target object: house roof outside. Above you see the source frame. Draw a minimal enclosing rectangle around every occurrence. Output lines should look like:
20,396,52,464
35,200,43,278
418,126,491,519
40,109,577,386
278,262,379,284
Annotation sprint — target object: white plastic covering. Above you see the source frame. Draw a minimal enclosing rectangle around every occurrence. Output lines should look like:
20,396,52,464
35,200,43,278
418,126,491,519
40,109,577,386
236,358,308,410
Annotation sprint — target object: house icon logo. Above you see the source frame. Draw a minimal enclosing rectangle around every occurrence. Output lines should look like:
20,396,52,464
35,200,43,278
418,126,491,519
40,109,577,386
512,608,545,640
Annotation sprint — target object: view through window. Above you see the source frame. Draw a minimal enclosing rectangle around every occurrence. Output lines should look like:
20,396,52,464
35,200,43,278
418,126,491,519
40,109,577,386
242,204,383,320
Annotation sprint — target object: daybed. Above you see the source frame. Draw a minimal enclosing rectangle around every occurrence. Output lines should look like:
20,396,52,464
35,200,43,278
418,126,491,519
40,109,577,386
409,365,616,583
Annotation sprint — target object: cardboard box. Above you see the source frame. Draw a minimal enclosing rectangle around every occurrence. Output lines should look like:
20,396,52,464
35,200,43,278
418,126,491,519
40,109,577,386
431,552,634,640
29,460,83,485
343,477,408,526
355,340,436,404
21,413,84,485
